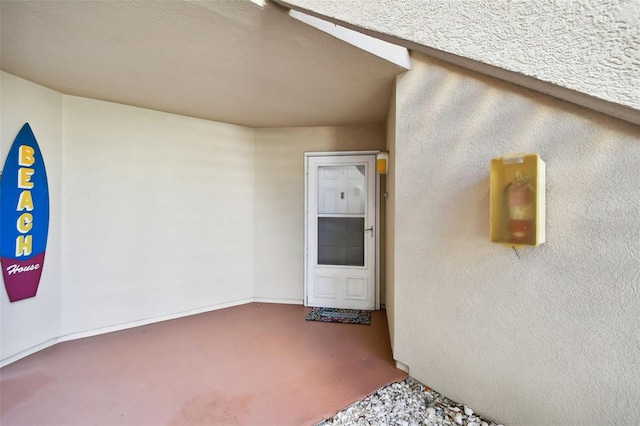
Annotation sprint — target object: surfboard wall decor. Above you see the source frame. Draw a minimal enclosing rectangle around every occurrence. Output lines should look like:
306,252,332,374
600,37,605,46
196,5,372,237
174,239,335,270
1,123,50,302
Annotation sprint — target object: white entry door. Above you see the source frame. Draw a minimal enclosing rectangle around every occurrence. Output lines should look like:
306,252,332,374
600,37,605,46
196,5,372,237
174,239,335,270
305,154,377,310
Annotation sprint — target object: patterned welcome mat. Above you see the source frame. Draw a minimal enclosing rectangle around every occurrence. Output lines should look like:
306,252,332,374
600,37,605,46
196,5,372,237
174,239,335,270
306,307,372,325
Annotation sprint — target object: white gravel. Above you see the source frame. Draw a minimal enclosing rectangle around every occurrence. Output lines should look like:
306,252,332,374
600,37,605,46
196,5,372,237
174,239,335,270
318,377,503,426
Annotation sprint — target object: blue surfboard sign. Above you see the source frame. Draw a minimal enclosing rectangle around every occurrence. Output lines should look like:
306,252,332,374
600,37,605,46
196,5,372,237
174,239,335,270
1,123,50,302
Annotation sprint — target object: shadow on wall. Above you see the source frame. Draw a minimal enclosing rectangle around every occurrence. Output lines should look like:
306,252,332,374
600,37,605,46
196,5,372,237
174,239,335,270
393,51,640,425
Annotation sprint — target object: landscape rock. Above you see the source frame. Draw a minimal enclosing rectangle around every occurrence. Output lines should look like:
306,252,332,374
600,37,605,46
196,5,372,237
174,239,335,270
317,377,503,426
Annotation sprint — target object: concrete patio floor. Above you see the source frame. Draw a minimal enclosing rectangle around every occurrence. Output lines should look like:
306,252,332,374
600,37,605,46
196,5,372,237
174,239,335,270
1,302,406,425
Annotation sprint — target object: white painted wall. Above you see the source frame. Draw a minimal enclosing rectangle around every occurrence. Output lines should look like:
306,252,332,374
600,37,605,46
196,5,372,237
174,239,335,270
282,0,640,114
1,72,63,362
0,76,389,364
392,52,640,425
60,97,255,336
253,126,386,303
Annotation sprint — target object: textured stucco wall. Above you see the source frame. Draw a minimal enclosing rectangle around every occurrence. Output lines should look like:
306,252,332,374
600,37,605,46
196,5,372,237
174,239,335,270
284,0,640,113
385,85,397,349
393,52,640,425
253,126,386,303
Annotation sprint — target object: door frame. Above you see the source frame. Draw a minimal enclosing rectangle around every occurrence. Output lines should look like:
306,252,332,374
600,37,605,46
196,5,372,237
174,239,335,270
304,151,381,310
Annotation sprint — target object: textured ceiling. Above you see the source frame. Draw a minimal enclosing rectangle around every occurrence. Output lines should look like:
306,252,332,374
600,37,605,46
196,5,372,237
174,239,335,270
0,0,406,128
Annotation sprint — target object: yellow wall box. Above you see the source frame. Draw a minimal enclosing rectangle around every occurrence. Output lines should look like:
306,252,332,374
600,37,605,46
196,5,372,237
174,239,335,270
490,153,545,247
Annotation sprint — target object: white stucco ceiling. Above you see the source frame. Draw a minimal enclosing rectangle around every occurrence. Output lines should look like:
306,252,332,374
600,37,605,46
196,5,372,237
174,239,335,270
0,0,407,128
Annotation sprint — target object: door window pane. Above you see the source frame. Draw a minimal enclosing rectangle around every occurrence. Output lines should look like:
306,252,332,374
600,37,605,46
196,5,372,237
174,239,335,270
317,165,365,214
317,218,364,266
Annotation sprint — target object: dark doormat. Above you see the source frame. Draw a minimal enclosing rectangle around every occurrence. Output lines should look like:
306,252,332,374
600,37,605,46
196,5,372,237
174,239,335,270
306,307,372,325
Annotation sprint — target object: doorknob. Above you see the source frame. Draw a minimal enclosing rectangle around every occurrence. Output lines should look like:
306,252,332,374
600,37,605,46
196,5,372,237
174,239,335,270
363,226,373,237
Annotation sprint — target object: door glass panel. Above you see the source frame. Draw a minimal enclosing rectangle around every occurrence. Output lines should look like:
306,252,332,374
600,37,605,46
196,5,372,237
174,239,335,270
318,165,365,214
317,218,365,266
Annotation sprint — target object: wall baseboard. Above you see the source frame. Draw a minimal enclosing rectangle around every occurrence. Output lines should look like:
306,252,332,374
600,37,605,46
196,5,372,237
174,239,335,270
0,338,61,368
395,360,410,374
57,298,255,343
253,297,304,305
2,297,296,367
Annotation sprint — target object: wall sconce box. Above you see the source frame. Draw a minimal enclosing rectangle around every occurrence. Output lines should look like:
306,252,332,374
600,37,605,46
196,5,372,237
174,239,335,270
490,153,545,247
